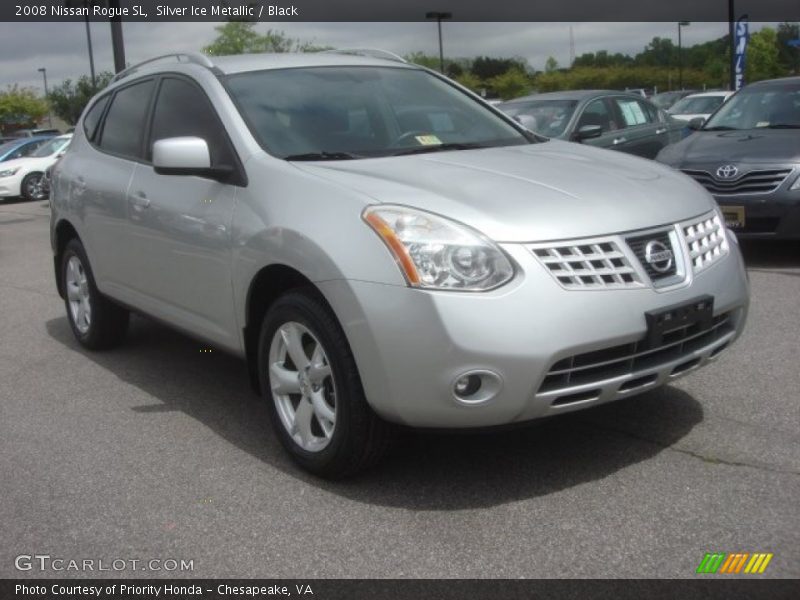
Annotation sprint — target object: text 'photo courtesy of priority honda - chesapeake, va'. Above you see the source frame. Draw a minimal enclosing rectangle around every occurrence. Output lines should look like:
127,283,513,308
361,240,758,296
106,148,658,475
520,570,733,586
0,1,798,598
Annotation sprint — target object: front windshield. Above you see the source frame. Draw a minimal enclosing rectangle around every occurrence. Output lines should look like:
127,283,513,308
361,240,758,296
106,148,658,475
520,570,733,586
704,83,800,130
32,137,69,157
670,95,726,115
499,100,578,137
0,141,20,155
225,66,532,159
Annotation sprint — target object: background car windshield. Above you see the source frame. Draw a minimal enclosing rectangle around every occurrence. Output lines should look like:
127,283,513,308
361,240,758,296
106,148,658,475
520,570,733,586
0,141,19,155
32,137,69,157
670,96,725,115
500,100,577,137
226,66,529,158
704,84,800,129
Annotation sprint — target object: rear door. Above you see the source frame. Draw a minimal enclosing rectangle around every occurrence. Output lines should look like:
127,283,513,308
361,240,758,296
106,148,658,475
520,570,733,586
608,96,663,158
124,75,241,348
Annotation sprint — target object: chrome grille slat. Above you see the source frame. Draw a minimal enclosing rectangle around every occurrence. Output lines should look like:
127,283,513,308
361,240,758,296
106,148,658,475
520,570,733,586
530,240,644,289
681,212,729,272
682,168,792,195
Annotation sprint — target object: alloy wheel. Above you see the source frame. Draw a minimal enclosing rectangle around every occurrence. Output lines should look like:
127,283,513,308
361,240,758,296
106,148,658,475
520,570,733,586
66,255,91,334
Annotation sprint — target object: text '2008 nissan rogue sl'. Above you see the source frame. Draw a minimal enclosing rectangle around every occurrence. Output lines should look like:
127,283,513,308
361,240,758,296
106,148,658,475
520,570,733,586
50,51,749,478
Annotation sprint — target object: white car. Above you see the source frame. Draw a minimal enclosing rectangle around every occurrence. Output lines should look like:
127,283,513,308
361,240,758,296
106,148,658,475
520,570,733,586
0,134,72,200
667,91,734,123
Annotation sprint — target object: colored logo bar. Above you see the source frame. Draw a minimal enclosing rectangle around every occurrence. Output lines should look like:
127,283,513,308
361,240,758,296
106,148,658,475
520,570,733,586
696,553,773,574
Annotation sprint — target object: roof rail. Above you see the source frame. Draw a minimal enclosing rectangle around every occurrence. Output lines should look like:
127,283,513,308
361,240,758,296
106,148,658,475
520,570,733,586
111,52,216,83
322,48,407,64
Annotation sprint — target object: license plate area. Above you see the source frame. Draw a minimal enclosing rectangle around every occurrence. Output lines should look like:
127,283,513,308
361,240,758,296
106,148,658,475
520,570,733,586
721,206,745,230
645,296,714,348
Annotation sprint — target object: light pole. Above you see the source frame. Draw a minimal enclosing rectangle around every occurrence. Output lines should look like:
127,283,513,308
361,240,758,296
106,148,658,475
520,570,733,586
38,68,52,128
425,11,452,74
678,21,690,90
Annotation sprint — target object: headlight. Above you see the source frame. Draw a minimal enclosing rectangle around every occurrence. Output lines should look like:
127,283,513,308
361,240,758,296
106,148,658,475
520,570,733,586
0,167,20,178
363,205,514,291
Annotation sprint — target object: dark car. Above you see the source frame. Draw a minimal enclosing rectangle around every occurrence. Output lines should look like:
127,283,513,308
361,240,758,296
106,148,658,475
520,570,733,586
656,77,800,239
497,90,683,159
650,90,698,110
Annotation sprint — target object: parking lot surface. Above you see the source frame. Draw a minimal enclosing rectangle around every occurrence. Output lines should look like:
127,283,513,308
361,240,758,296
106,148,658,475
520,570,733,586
1,198,798,578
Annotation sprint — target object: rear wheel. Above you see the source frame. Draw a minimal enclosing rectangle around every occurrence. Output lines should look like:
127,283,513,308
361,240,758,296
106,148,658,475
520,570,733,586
61,239,129,350
258,290,392,478
21,172,46,201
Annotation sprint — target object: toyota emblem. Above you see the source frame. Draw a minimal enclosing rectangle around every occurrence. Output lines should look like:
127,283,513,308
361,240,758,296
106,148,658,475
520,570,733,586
644,240,674,273
715,164,739,180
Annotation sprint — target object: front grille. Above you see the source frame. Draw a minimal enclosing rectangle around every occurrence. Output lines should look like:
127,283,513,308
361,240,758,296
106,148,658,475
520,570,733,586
682,212,729,272
682,168,792,195
538,312,733,394
531,241,644,289
626,230,678,282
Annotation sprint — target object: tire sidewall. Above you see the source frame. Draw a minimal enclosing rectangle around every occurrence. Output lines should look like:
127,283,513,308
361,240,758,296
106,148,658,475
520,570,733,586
61,240,98,345
21,172,43,201
257,293,357,471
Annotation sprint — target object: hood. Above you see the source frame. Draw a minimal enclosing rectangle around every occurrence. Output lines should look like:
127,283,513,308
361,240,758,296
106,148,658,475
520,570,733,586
660,129,800,166
295,141,713,242
0,155,53,172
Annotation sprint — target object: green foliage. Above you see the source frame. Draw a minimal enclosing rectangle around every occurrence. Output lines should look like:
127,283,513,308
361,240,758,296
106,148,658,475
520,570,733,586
544,56,559,73
488,69,532,100
746,27,783,83
48,72,114,125
454,72,483,93
534,66,711,93
0,85,48,127
776,22,800,74
472,56,528,80
203,22,329,55
404,52,441,70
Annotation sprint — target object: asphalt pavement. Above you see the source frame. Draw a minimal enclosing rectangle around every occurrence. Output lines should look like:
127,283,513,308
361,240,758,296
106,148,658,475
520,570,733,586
1,198,798,579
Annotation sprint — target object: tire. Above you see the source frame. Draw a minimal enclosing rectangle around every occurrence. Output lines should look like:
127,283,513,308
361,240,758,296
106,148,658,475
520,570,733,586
258,290,393,478
61,238,129,350
21,172,45,201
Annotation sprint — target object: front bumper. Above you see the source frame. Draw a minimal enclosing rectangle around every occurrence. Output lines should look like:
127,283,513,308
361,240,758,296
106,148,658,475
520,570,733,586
716,193,800,239
320,231,749,428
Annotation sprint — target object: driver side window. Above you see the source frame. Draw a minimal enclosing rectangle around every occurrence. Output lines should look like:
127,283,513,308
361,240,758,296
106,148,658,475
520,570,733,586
149,77,236,167
577,99,616,133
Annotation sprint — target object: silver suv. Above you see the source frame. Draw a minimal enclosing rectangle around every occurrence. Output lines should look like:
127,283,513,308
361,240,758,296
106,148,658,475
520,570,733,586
50,51,750,477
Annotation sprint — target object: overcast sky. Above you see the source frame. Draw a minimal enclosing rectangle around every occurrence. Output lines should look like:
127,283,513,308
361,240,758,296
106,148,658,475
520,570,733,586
0,21,774,93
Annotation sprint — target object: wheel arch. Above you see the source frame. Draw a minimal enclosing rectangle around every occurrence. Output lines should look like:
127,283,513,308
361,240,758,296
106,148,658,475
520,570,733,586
53,219,81,299
243,263,339,394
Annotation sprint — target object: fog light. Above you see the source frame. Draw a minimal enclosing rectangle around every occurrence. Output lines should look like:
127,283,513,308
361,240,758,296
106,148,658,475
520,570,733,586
454,374,482,398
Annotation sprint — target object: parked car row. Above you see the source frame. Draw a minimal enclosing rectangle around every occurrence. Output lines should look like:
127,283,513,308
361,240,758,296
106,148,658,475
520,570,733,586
0,134,72,201
495,78,798,239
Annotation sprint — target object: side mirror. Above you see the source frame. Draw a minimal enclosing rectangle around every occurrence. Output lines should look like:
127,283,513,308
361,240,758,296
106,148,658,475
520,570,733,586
688,117,706,131
573,124,603,141
153,137,233,180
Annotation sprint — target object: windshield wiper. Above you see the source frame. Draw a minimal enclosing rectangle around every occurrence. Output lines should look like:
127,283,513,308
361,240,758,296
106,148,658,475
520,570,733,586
391,142,492,156
284,151,361,161
701,126,737,131
764,123,800,129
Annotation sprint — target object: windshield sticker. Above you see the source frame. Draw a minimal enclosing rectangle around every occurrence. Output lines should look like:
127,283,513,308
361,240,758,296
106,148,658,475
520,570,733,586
415,135,442,145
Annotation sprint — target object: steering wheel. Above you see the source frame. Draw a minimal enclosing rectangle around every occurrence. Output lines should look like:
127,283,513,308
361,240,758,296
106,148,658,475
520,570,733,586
389,130,432,148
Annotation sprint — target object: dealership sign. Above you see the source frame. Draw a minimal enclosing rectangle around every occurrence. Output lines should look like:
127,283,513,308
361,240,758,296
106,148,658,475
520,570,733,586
734,17,749,91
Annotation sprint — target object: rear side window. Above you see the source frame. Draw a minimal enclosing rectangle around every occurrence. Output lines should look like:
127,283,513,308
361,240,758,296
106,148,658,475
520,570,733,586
149,77,235,166
99,79,155,159
614,98,653,127
83,95,110,142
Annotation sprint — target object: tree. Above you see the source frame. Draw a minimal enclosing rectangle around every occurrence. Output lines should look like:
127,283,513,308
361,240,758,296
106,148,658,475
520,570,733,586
544,56,559,73
776,22,800,74
404,52,440,70
488,69,531,100
746,27,783,83
203,22,328,55
48,72,114,125
471,56,528,80
0,85,48,130
454,72,483,93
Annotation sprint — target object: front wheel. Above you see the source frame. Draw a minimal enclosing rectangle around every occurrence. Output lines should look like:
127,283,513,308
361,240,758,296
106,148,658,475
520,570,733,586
21,172,46,201
258,290,392,478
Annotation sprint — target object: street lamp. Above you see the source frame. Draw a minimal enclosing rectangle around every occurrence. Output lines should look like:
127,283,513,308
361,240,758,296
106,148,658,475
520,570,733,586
678,21,691,90
38,68,52,128
425,11,452,73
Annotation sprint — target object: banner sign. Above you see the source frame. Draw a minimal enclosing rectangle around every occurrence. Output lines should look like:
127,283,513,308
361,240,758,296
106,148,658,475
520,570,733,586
734,16,749,91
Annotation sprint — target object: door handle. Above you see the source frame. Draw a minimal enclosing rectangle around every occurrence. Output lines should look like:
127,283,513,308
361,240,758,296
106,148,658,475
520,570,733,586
612,136,627,145
655,127,668,135
131,192,151,210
